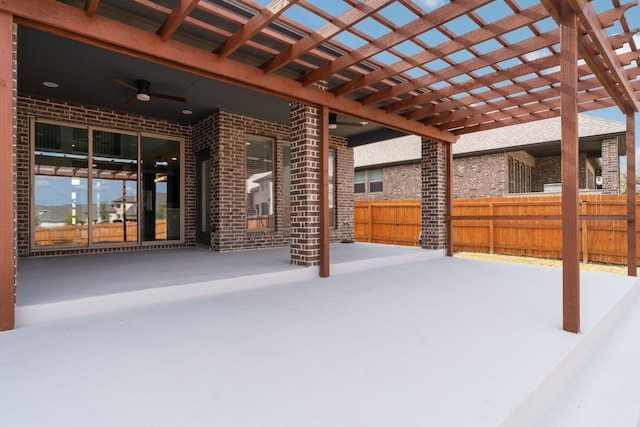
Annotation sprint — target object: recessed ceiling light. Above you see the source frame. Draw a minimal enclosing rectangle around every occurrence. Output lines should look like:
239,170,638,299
181,109,193,115
42,81,59,88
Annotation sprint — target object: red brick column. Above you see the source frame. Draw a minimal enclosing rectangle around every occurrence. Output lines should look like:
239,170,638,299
289,102,320,266
0,15,17,330
601,137,620,194
420,138,447,250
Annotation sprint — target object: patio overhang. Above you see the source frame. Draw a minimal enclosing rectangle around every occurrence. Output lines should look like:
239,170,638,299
0,0,639,332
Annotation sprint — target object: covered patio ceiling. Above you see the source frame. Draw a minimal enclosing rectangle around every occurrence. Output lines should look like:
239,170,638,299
4,0,640,146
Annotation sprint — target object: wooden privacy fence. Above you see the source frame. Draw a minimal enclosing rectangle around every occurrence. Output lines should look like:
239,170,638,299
34,220,167,245
354,195,639,266
354,199,422,247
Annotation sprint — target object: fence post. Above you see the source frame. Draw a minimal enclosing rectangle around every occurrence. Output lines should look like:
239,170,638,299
489,202,494,254
581,200,588,263
368,204,372,243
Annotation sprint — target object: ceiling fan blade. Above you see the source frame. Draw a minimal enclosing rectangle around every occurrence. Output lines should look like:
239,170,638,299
150,92,187,103
336,121,366,127
113,79,138,91
125,94,138,104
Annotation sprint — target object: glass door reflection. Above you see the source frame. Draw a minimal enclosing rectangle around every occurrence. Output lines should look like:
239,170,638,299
91,130,138,243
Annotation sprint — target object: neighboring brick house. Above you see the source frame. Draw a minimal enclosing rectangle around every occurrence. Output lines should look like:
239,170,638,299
354,114,626,199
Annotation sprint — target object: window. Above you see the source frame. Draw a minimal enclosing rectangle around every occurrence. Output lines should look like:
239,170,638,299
32,119,183,248
354,171,365,193
507,157,532,193
369,169,383,192
246,136,273,229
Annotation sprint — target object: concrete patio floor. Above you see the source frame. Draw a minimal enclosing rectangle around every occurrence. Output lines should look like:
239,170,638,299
4,243,640,426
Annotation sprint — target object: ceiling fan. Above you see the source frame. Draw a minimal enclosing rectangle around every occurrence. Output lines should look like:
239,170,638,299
113,79,187,103
329,112,368,129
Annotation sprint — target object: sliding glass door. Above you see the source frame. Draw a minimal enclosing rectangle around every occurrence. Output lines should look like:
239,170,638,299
141,136,182,242
32,119,183,248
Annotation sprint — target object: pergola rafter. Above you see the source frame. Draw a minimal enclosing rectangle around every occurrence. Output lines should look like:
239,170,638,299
158,0,201,41
214,0,299,59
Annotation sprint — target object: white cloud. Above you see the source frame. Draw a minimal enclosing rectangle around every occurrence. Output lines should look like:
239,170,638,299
419,0,446,11
524,48,552,61
614,33,640,55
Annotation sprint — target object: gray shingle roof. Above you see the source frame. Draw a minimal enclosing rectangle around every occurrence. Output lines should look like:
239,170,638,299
354,114,626,168
453,114,626,155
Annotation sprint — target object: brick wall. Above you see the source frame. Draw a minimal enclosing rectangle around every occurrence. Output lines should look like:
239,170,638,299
534,153,601,192
453,153,506,198
354,163,421,200
192,113,217,247
601,138,620,194
289,102,320,265
421,139,447,249
509,150,535,166
585,158,597,189
332,135,353,242
212,110,292,251
533,156,561,192
17,97,354,258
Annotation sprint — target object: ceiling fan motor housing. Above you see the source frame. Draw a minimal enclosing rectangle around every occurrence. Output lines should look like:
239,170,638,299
136,79,151,101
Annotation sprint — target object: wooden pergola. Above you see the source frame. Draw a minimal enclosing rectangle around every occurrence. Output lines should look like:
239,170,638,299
1,0,639,332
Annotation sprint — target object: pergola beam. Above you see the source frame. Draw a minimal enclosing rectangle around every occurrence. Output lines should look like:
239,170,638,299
214,0,298,59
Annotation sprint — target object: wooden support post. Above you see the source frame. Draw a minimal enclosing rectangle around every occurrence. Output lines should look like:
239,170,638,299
445,142,453,257
626,108,637,276
0,12,15,331
560,0,580,333
319,105,330,278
